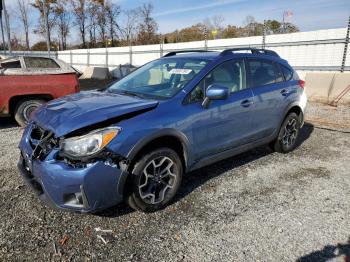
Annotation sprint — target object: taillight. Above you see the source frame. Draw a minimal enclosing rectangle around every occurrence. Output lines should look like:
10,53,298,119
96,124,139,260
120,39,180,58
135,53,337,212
298,80,305,89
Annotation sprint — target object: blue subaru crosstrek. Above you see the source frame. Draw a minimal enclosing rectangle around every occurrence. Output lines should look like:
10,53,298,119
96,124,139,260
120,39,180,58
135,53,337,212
18,48,307,213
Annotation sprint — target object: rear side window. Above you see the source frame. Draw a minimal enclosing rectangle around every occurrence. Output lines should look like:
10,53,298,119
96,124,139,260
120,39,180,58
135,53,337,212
24,57,60,69
0,60,21,69
281,65,293,81
248,59,282,87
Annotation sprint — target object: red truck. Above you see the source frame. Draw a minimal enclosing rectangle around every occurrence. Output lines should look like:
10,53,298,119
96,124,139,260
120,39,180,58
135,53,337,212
0,56,80,126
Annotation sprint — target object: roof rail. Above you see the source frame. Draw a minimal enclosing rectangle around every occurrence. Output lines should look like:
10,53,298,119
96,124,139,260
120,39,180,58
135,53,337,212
220,48,279,57
163,50,213,57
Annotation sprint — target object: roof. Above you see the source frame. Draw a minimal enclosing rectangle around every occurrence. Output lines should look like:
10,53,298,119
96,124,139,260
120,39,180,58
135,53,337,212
0,55,50,62
161,48,288,64
162,51,221,60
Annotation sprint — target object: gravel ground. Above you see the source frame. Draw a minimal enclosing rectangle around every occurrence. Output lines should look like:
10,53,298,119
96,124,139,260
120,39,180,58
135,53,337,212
305,102,350,132
0,102,349,262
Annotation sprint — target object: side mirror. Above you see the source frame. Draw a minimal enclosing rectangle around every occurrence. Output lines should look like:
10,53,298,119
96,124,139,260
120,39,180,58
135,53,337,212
202,84,230,108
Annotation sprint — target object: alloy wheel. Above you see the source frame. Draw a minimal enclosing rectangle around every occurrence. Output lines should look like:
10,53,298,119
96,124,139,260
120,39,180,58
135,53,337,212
282,118,298,147
138,156,177,205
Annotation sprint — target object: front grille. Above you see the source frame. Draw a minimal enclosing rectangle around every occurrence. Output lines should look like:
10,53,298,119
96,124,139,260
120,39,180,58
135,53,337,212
31,126,45,140
29,125,47,150
29,124,58,160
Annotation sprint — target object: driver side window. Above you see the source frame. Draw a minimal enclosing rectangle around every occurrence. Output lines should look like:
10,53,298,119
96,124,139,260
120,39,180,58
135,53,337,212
188,60,246,103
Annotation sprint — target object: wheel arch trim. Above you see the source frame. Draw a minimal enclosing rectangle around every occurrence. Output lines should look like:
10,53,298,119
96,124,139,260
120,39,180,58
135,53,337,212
126,128,190,170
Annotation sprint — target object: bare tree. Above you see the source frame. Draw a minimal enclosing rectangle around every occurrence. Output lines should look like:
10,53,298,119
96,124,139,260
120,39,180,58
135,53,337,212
202,18,214,31
137,3,159,45
201,15,225,39
243,15,258,36
31,0,57,46
87,0,99,47
212,15,225,31
70,0,88,48
54,0,70,50
120,9,139,45
16,0,31,50
95,2,107,45
105,0,120,46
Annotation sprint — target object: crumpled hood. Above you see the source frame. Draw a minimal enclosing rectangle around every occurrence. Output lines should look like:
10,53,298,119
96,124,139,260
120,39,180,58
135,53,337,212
32,91,159,137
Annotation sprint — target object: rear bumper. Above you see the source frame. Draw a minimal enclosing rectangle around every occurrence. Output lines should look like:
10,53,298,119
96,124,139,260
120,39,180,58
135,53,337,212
18,151,127,213
299,91,308,127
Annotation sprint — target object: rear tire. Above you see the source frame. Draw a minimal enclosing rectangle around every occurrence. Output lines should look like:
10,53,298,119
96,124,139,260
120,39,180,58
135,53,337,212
272,112,301,153
126,148,183,212
14,99,45,127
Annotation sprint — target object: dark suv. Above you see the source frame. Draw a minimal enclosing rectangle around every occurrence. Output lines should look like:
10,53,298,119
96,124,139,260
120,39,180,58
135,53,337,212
18,48,307,213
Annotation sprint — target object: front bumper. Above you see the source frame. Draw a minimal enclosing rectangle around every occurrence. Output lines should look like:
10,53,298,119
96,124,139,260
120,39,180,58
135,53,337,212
18,155,126,213
18,126,128,213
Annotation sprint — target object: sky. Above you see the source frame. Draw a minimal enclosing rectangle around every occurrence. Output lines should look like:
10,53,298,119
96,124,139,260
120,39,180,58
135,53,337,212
119,0,350,33
4,0,350,45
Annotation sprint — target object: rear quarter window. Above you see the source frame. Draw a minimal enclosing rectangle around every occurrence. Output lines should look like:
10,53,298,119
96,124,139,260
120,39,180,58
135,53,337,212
281,65,293,81
24,57,60,69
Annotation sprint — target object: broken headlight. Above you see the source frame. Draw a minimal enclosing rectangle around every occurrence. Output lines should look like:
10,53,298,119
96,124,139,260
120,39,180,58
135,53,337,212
60,127,121,158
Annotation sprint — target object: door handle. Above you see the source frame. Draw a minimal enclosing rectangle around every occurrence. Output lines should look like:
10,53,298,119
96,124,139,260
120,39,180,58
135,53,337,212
241,99,253,107
280,89,290,96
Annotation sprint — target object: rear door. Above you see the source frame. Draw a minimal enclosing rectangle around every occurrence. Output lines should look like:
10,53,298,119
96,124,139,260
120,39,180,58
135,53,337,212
247,58,288,141
183,59,255,159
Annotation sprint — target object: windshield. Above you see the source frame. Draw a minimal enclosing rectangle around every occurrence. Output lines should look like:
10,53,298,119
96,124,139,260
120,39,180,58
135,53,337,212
108,58,209,99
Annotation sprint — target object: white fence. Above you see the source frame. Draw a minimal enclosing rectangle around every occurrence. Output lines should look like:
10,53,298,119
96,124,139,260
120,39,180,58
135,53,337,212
59,28,350,75
1,28,349,78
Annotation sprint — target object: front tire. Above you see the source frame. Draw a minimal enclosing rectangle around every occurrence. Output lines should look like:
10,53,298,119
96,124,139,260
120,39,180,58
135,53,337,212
272,112,301,153
14,99,45,127
126,148,183,212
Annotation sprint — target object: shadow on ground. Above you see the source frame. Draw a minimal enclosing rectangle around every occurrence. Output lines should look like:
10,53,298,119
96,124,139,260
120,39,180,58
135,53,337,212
297,238,350,262
99,123,314,217
175,122,314,204
0,117,18,130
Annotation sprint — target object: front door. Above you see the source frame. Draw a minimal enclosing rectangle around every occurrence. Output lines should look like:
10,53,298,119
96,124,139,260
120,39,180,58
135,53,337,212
183,59,255,160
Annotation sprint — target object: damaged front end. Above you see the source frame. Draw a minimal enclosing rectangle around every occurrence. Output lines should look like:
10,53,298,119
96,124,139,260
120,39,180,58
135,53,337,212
18,122,131,213
17,90,160,212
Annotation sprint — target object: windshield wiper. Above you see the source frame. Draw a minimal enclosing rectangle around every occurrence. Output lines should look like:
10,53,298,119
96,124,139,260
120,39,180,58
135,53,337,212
117,90,146,99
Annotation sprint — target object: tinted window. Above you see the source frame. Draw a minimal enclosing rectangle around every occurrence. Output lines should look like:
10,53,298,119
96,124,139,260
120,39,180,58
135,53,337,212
248,59,281,87
1,60,21,69
24,57,60,69
275,65,284,83
281,65,293,81
189,60,246,103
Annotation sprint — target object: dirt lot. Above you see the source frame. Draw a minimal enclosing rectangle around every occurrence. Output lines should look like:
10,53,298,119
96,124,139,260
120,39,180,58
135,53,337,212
0,101,349,261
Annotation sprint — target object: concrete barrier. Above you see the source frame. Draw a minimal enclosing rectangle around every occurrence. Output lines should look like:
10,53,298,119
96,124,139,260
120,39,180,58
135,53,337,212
305,72,350,104
80,67,111,80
